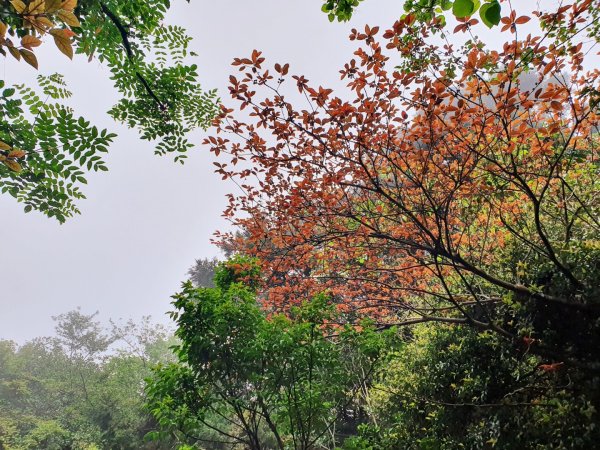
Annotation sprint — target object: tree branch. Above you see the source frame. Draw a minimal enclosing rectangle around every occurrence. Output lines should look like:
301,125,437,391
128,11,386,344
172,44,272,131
99,2,167,111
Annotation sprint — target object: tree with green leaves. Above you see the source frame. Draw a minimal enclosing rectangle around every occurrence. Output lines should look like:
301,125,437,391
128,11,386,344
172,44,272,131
0,309,177,449
0,0,218,222
344,324,600,450
147,257,395,449
206,0,600,446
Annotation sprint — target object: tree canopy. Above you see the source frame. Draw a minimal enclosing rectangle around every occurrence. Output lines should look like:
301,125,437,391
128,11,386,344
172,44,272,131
198,4,600,445
148,257,396,449
209,0,600,370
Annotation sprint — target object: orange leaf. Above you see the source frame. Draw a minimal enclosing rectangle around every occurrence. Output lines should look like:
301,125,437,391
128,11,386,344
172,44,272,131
543,60,556,75
8,149,26,158
19,48,38,69
50,28,73,58
514,16,531,24
0,22,7,38
21,35,42,49
3,159,22,172
0,141,11,151
539,362,564,372
60,28,75,38
57,10,80,27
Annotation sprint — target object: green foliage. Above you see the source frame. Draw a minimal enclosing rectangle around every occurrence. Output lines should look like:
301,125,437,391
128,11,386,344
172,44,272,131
147,267,395,449
321,0,364,22
479,0,501,28
320,0,502,26
17,420,71,450
0,0,219,221
452,0,479,18
0,75,114,222
212,254,262,292
73,0,220,161
149,239,600,449
347,325,600,450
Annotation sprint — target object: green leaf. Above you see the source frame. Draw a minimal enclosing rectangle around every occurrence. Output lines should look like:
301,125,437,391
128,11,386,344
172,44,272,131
480,0,501,28
453,0,476,18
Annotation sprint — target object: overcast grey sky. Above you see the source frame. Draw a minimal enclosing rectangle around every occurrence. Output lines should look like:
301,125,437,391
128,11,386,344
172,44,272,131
0,1,409,342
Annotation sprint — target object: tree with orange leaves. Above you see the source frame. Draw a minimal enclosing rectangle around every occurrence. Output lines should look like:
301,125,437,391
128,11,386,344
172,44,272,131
207,0,600,371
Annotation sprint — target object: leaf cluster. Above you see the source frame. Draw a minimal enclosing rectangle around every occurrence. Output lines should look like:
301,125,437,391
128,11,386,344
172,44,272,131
321,0,502,28
0,75,114,221
0,0,219,220
347,325,600,450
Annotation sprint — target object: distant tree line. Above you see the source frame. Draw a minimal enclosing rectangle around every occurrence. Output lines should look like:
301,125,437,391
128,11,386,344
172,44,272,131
0,309,177,449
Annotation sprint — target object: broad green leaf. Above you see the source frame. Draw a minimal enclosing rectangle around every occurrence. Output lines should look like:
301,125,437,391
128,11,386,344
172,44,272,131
480,0,501,28
453,0,476,18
